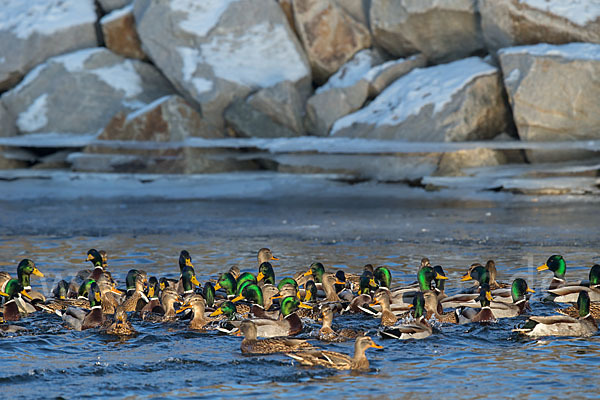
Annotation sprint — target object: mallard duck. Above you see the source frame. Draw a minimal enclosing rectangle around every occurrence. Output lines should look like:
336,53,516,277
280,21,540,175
318,306,364,342
257,248,279,266
537,255,571,290
58,282,105,331
244,296,311,338
557,302,600,319
277,277,298,292
228,265,240,279
214,272,237,299
236,272,257,295
0,313,27,333
15,259,45,302
275,283,317,319
239,320,314,355
86,249,114,284
144,288,180,322
456,284,496,324
203,282,215,309
1,279,31,321
176,294,211,331
230,283,264,317
286,336,382,370
297,262,325,289
105,305,136,336
320,273,343,302
546,264,600,303
122,274,149,312
380,292,433,340
432,265,447,301
489,278,535,318
374,266,392,288
140,277,165,315
257,262,275,286
515,291,597,337
370,289,398,327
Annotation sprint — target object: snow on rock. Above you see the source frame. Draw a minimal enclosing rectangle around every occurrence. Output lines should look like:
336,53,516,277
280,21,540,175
331,57,509,142
370,0,483,63
479,0,600,51
307,50,426,136
0,0,98,91
499,42,600,163
0,48,174,136
134,0,311,129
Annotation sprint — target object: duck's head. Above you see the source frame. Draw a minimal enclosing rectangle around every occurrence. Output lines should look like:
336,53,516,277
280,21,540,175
537,255,566,279
159,277,170,291
181,266,200,293
239,320,258,340
203,282,215,308
304,280,318,303
126,269,140,292
577,290,591,318
99,250,108,268
412,291,426,320
485,260,497,282
147,277,159,300
304,262,325,283
588,264,600,288
228,265,240,279
511,278,535,303
17,259,44,288
281,295,312,317
236,272,257,295
231,283,264,307
86,249,103,268
461,265,489,286
214,272,237,296
179,250,193,273
334,270,346,292
419,258,431,270
272,284,298,302
176,294,205,315
257,248,279,265
359,272,377,295
374,266,392,288
370,288,391,308
78,279,96,299
4,279,30,300
419,266,447,291
257,262,275,285
433,265,447,292
477,283,493,308
209,300,237,319
161,288,181,309
89,282,102,308
53,279,69,300
355,336,383,354
277,277,298,291
363,264,375,275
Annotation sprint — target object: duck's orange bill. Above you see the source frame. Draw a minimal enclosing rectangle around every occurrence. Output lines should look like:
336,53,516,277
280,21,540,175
20,290,33,300
176,304,191,314
256,272,265,282
537,264,549,271
32,267,44,277
271,294,283,300
371,343,383,349
111,288,123,295
303,270,313,277
527,288,536,293
271,256,279,261
191,276,200,286
214,283,222,291
335,280,345,285
86,254,94,261
185,259,194,268
231,294,244,302
298,302,313,309
461,273,472,281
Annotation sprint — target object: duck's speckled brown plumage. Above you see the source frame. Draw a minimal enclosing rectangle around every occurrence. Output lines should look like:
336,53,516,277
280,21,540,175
239,320,314,355
286,336,382,370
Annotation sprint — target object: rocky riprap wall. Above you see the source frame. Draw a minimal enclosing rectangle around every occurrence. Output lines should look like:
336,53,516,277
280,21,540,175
0,0,599,184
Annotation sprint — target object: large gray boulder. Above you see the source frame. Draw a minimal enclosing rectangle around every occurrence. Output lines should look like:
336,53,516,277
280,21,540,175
0,0,98,91
331,57,509,142
98,0,132,13
479,0,600,51
292,0,371,83
101,5,147,60
247,81,306,135
0,48,174,135
370,0,483,63
499,42,600,162
134,0,311,129
306,50,426,136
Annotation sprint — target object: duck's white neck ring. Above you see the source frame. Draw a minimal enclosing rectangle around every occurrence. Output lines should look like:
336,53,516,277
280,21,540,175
90,305,102,310
24,286,32,291
514,299,526,305
183,290,193,294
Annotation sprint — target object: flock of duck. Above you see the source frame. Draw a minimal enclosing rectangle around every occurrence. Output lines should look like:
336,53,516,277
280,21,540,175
1,249,599,371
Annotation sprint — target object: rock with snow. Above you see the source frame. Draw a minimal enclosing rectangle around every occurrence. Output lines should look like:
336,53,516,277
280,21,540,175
134,0,311,129
364,54,428,98
0,0,98,91
97,95,222,142
292,0,371,83
0,48,174,136
370,0,483,63
331,57,510,142
101,5,147,60
479,0,600,51
98,0,132,13
499,42,600,162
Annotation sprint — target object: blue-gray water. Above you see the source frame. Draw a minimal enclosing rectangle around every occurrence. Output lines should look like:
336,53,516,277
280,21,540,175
1,195,599,399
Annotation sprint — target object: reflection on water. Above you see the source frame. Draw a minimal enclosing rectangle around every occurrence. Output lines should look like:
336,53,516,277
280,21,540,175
1,198,599,399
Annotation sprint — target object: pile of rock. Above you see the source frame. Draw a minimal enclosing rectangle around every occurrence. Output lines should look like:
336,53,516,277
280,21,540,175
0,0,598,175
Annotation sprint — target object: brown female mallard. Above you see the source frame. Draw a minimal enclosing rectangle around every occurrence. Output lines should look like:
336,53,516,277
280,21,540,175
239,320,314,355
318,306,363,342
286,336,382,370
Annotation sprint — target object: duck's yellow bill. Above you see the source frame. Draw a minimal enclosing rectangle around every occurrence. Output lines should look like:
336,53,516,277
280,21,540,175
32,267,44,277
369,278,376,287
185,259,194,267
86,254,94,261
436,273,448,280
160,282,166,290
271,256,279,261
214,283,222,291
271,294,283,300
369,302,378,307
20,290,33,300
485,291,494,301
209,308,223,317
304,291,312,302
231,294,244,302
0,290,8,297
303,270,312,277
176,304,191,314
407,304,413,308
296,291,302,299
537,264,549,271
461,273,472,281
256,272,265,282
527,288,536,293
298,302,313,309
191,276,200,286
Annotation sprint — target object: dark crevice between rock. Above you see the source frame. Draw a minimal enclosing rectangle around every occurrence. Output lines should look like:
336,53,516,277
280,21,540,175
94,0,106,47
